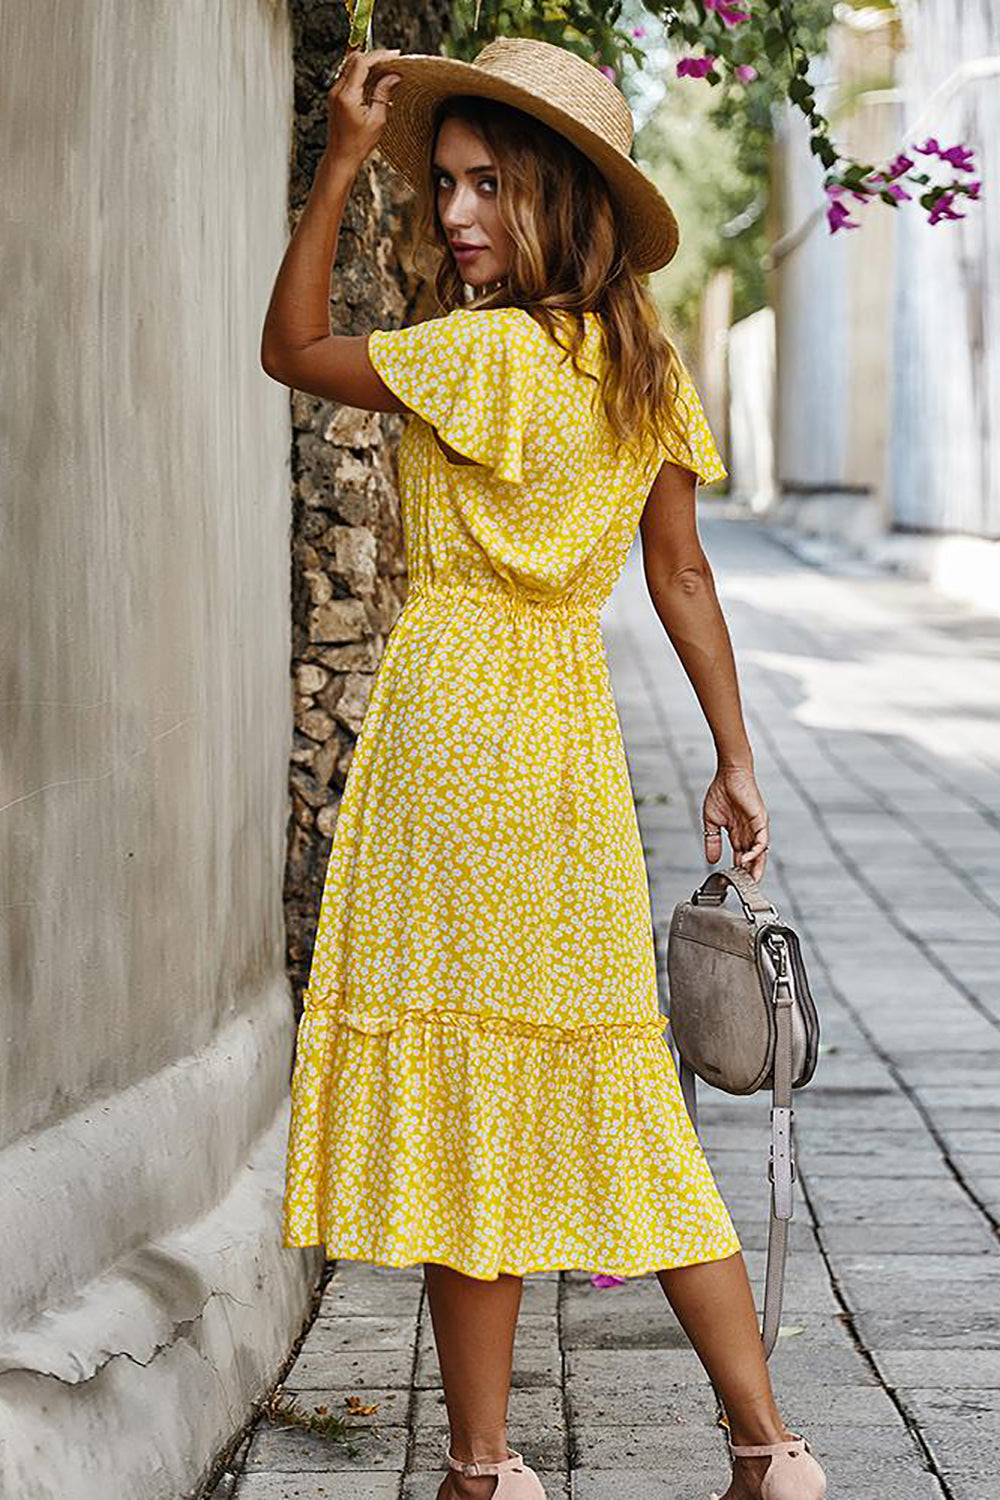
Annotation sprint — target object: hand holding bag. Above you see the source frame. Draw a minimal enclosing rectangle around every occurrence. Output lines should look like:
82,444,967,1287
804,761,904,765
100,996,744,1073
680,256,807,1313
666,866,821,1357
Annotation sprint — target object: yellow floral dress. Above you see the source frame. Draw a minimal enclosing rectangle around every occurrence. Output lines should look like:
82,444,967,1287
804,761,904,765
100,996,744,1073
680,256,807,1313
280,305,742,1279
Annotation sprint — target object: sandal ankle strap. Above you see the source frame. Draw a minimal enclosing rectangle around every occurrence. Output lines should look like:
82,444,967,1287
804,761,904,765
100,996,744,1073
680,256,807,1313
447,1448,524,1477
729,1432,808,1458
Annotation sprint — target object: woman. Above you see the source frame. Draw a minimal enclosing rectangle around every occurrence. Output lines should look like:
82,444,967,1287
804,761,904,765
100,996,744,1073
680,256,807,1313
260,36,826,1500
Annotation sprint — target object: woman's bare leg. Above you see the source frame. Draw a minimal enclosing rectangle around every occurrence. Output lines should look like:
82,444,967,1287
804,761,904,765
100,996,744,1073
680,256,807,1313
656,1251,795,1500
425,1262,523,1500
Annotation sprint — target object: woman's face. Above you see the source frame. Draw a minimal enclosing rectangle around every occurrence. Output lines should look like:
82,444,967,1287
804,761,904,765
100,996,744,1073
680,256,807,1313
432,116,513,289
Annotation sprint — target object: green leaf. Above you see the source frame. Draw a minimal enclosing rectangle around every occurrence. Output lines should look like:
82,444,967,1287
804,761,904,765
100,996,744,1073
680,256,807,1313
346,0,374,48
763,27,785,60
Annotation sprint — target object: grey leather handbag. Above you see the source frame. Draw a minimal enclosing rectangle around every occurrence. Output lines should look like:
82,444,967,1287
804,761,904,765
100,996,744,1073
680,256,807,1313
666,867,820,1357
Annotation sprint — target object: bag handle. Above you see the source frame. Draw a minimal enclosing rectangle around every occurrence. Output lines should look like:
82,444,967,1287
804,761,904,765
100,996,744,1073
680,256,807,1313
691,866,777,920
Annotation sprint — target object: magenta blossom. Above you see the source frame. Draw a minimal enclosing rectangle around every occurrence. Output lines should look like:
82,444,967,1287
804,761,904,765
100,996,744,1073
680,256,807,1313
590,1272,627,1289
915,136,976,173
734,63,758,83
884,181,912,203
677,54,718,78
631,25,647,39
939,143,976,172
828,181,875,204
705,0,750,25
823,136,980,235
597,64,616,81
883,151,914,181
827,199,861,233
929,188,966,224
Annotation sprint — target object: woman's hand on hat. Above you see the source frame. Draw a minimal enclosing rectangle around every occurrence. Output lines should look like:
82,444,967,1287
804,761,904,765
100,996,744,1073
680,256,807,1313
324,46,402,172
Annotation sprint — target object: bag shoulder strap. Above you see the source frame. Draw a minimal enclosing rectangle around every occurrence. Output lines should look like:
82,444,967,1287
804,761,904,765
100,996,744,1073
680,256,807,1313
676,928,797,1363
761,931,796,1359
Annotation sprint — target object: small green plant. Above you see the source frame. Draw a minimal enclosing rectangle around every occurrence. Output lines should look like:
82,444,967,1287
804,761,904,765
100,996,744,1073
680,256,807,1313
263,1384,382,1454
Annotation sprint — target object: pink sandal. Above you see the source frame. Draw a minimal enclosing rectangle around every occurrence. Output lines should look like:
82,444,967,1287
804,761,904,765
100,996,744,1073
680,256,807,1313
710,1431,827,1499
446,1447,546,1497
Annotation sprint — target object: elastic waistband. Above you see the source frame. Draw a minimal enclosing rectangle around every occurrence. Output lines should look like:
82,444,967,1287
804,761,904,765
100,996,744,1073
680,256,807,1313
405,582,601,620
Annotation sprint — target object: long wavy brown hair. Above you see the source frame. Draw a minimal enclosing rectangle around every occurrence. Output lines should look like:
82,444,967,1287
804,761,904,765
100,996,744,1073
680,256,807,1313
401,93,695,472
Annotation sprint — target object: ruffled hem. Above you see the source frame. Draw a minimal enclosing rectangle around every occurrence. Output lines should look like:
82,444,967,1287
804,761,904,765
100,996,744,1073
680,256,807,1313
654,363,730,486
280,1003,742,1278
298,994,671,1040
281,1245,743,1282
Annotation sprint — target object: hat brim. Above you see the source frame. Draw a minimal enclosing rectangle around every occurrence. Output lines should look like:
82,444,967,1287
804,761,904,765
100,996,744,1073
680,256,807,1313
365,53,679,275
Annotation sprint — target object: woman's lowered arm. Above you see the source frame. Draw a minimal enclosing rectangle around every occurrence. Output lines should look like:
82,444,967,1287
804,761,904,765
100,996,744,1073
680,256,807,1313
638,457,769,882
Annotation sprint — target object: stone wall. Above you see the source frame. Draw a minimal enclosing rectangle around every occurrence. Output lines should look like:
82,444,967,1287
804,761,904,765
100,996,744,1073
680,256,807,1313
283,1,450,998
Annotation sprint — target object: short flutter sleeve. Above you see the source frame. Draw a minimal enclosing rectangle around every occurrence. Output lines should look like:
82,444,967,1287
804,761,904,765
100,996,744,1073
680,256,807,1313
367,306,536,485
656,361,728,485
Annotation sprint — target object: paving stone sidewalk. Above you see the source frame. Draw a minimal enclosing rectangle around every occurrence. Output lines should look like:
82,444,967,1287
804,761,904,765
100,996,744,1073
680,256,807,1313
226,515,1000,1500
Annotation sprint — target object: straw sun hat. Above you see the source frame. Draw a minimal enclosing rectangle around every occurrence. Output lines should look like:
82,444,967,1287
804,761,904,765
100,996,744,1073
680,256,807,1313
363,36,679,274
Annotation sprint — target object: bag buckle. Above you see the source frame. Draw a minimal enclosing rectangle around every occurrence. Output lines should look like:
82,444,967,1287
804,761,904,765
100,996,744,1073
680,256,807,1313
767,1141,797,1184
767,933,794,1008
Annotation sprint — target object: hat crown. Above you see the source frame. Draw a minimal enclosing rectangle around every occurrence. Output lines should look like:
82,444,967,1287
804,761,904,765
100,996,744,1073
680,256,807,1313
469,37,634,155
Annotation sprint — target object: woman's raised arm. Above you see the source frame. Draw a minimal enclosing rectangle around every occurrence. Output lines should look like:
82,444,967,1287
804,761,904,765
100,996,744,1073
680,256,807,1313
259,47,407,411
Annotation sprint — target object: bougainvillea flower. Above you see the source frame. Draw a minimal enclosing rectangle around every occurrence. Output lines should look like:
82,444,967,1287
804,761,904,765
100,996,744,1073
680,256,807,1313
597,64,616,81
824,137,979,234
590,1272,627,1288
825,181,874,201
734,63,758,82
705,0,750,25
929,189,966,223
914,137,976,172
937,143,976,172
677,54,718,78
884,152,914,180
631,25,647,38
827,199,861,232
829,180,875,203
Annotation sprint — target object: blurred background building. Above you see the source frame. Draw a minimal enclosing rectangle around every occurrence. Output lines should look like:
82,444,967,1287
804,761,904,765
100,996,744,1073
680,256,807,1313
710,2,999,609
